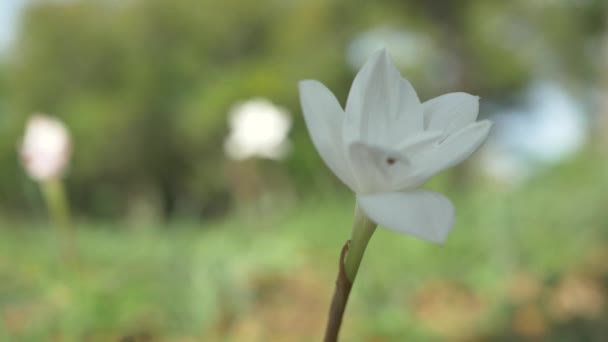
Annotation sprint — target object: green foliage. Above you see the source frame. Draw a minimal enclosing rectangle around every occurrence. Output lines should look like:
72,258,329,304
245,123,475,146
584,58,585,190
0,0,604,219
0,0,358,218
1,152,607,340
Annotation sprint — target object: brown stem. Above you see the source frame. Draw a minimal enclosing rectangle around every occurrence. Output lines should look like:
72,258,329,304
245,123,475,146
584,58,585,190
323,240,352,342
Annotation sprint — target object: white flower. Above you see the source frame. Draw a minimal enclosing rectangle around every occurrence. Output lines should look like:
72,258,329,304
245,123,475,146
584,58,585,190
299,49,492,243
224,98,292,160
20,114,72,181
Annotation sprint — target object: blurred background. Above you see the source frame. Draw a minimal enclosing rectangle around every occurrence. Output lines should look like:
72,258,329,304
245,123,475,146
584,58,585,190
1,0,608,341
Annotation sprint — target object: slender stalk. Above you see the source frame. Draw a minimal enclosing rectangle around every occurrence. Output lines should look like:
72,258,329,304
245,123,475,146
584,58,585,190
323,204,377,342
344,206,377,282
41,177,78,267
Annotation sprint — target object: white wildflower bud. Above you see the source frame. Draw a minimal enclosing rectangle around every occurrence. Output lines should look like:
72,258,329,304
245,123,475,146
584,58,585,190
20,114,72,181
224,98,292,161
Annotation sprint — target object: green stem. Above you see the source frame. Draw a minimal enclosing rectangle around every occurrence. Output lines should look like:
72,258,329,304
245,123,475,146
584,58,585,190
323,203,377,342
41,178,78,267
42,178,70,227
344,205,377,282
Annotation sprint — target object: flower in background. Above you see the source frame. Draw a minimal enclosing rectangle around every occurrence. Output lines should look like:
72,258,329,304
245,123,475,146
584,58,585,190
224,98,292,161
20,114,72,181
299,49,491,243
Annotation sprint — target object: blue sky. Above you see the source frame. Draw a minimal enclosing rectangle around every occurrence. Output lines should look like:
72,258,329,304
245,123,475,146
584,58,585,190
0,0,28,51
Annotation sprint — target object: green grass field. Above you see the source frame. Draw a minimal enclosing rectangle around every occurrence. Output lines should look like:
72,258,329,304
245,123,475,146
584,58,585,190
1,154,608,341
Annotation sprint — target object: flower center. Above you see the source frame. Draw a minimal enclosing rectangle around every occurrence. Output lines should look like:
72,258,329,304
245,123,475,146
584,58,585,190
386,157,396,165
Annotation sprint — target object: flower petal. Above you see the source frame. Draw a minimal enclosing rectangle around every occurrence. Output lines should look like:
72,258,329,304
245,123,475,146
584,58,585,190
422,120,492,177
358,190,455,243
397,131,443,156
348,141,412,193
423,92,479,133
344,49,423,146
299,80,356,190
390,131,446,190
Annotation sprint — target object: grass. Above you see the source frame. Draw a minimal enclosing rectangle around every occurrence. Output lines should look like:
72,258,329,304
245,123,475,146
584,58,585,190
1,153,608,341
